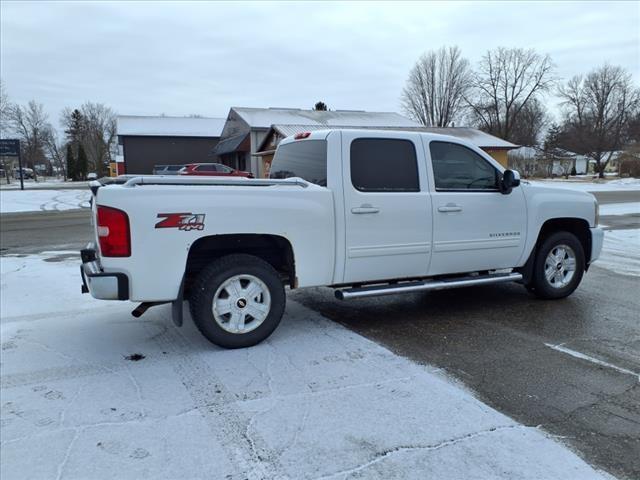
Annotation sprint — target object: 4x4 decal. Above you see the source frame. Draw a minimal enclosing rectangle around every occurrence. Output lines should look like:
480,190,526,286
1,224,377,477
155,213,205,231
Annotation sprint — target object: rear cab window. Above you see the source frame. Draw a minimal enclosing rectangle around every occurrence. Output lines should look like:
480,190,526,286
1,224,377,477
270,140,327,186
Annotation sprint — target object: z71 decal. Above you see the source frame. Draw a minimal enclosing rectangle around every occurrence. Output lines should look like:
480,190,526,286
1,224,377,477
155,213,205,231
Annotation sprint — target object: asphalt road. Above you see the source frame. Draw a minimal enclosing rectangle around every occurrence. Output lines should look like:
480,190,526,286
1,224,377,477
1,190,639,478
0,209,93,255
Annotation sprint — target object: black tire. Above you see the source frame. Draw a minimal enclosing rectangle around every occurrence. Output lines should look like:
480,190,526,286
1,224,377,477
189,254,286,349
531,231,585,299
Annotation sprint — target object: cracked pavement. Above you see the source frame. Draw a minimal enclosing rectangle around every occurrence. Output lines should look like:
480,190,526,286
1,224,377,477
1,253,609,479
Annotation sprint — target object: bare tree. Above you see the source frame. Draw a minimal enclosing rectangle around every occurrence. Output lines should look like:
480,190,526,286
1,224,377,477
557,64,640,178
9,100,51,180
0,80,11,138
401,46,472,127
62,102,116,176
509,97,549,147
0,80,13,182
43,125,67,179
467,47,555,142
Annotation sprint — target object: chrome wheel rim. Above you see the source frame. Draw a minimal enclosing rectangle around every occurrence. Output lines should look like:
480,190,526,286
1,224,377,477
212,274,271,334
544,244,577,289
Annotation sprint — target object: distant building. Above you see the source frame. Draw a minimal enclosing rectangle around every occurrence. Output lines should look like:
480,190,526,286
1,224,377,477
213,107,422,177
256,124,518,177
414,127,518,167
115,116,225,175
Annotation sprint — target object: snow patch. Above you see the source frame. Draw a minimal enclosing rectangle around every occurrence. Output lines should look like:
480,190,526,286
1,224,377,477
0,189,91,213
597,229,640,277
0,252,609,479
599,202,640,216
530,178,640,192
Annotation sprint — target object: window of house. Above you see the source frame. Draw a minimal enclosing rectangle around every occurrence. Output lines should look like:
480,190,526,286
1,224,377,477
350,138,419,192
429,141,499,190
270,140,327,186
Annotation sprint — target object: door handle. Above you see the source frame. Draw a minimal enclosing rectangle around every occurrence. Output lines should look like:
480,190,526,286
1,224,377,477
438,204,463,213
351,204,380,214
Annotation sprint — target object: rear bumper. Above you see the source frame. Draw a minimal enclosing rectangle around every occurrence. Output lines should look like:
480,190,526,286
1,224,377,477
589,227,604,264
80,244,129,300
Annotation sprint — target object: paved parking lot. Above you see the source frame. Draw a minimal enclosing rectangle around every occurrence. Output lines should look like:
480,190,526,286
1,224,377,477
291,263,639,479
1,253,608,480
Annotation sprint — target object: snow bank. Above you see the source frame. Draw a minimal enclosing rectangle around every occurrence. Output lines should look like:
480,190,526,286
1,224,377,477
598,229,640,277
0,252,608,479
599,202,640,216
0,179,89,190
529,178,640,192
0,189,91,213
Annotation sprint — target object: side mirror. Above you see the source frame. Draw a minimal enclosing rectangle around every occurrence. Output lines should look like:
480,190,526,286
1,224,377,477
500,170,520,194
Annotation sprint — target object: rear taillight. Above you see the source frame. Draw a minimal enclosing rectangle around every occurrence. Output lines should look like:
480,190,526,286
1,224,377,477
97,206,131,257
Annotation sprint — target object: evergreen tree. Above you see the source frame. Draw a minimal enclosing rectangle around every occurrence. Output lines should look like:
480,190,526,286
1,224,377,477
66,143,76,181
313,101,328,111
65,109,84,146
77,143,88,180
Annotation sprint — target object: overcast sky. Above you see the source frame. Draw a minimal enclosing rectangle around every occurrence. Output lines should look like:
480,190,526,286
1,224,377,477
1,0,638,129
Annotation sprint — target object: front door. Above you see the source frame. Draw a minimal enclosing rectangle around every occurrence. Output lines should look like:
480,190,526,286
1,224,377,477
342,132,432,284
425,139,527,275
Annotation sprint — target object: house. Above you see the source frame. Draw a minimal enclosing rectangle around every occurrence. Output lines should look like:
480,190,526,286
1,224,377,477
255,124,518,177
115,115,226,175
213,107,422,177
409,127,518,167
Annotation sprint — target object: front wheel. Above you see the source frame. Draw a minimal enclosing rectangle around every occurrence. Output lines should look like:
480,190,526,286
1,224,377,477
530,231,585,299
189,254,286,348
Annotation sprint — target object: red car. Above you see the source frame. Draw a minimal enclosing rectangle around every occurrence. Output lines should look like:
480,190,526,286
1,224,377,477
179,163,253,178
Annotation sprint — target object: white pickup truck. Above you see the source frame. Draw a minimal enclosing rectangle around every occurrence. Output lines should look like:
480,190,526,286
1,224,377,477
81,129,604,348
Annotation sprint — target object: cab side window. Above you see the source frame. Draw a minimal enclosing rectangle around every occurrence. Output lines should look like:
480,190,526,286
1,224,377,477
350,138,419,192
429,141,499,191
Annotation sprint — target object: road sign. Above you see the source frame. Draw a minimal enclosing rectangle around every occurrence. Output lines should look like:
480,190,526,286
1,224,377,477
0,139,20,157
0,139,24,190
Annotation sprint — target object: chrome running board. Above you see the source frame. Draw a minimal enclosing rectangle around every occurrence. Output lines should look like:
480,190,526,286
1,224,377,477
335,272,523,300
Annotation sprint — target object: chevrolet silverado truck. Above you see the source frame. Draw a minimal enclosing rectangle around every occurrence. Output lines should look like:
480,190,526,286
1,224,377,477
81,129,604,348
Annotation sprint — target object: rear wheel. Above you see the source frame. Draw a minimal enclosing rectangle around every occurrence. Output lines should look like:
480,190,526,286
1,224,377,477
531,231,585,299
189,254,286,348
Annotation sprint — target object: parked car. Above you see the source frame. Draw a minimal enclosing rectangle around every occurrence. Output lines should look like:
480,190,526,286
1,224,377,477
13,167,34,179
179,163,253,178
153,165,184,175
81,129,603,349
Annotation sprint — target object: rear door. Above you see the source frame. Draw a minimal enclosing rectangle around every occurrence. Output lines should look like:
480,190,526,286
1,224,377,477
425,139,527,275
341,131,432,283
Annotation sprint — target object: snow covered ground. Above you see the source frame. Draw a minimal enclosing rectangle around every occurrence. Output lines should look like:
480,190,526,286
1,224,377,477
599,229,640,277
599,202,640,216
529,178,640,192
0,179,89,190
0,189,91,213
597,202,640,277
0,252,609,480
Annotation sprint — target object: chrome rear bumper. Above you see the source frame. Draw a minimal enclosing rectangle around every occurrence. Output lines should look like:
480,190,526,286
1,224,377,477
80,244,129,300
